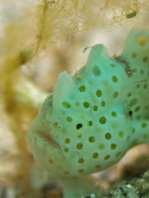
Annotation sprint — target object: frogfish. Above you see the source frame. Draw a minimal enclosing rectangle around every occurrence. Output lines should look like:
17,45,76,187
28,29,149,197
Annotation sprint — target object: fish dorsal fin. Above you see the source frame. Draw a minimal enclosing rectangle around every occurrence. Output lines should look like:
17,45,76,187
121,29,149,66
84,44,111,79
52,71,76,111
86,44,109,67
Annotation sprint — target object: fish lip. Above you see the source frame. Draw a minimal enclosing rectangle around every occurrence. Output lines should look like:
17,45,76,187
40,131,61,149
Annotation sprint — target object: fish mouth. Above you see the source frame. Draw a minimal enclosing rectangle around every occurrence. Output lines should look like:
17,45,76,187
40,131,61,149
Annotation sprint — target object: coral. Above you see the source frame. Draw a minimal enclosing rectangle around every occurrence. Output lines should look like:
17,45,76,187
35,0,147,52
97,170,149,198
28,29,149,197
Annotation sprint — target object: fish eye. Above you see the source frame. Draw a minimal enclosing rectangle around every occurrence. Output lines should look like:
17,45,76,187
128,110,133,116
76,123,83,129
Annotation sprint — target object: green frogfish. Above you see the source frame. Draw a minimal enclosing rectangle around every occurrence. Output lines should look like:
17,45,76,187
28,29,149,180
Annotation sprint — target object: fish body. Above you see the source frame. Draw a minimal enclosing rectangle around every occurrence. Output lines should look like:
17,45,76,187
28,30,149,178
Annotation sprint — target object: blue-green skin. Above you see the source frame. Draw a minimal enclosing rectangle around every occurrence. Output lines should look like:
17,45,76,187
28,30,149,178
